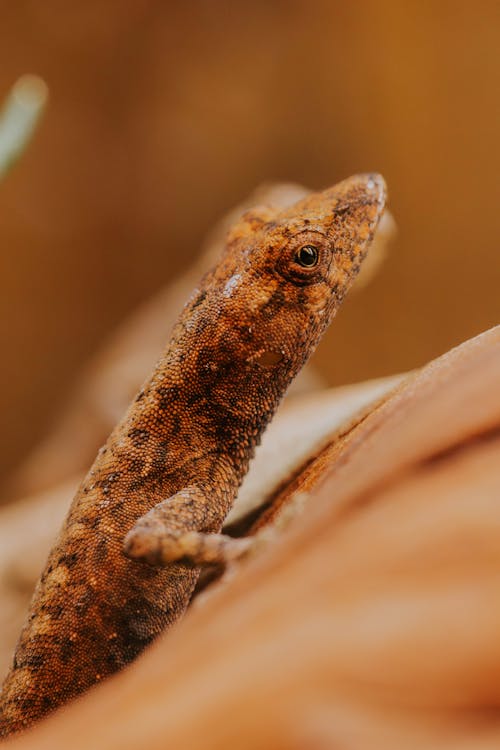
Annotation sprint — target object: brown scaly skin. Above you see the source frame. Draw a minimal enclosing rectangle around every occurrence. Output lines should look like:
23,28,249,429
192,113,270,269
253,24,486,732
0,174,386,736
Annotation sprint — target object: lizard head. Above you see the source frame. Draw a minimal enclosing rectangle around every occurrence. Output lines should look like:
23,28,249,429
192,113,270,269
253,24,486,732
213,173,387,377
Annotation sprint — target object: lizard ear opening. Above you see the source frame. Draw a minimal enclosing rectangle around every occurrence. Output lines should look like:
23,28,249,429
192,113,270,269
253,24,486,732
253,350,283,368
226,205,277,244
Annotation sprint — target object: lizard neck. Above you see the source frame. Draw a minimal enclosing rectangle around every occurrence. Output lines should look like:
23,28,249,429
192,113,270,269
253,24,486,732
123,308,292,492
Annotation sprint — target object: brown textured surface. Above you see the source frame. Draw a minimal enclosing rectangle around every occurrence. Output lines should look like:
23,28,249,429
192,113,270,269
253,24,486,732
1,3,498,483
0,174,386,735
4,325,499,750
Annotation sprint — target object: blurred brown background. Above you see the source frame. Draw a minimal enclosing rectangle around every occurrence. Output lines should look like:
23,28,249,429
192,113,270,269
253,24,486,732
0,0,499,479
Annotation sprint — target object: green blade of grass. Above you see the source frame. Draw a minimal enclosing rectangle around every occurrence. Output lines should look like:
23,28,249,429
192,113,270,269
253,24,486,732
0,75,48,180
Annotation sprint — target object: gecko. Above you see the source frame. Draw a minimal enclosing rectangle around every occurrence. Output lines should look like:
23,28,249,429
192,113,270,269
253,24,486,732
0,173,386,736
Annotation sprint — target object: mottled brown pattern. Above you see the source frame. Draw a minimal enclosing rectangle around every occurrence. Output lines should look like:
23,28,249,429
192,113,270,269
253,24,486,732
0,174,386,736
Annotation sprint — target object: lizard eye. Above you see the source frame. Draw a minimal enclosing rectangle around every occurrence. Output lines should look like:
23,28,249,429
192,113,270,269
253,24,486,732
276,231,329,285
295,245,319,268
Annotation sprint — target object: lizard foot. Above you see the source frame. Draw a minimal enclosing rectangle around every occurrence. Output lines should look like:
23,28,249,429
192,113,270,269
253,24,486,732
124,525,254,567
123,486,268,567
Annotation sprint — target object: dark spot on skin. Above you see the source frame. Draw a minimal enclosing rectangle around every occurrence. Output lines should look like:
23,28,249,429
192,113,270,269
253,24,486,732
23,653,45,669
128,428,150,447
15,696,36,711
212,410,252,456
189,289,207,311
159,411,181,436
127,471,156,493
113,596,164,656
186,391,204,407
40,602,63,618
74,591,92,615
154,440,170,466
60,552,79,569
93,537,108,563
59,639,75,665
297,289,307,307
104,472,121,485
128,457,146,474
156,385,180,411
195,346,220,375
238,326,254,344
104,647,124,672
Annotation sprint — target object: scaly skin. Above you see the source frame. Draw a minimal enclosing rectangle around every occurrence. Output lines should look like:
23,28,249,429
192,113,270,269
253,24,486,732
0,174,386,736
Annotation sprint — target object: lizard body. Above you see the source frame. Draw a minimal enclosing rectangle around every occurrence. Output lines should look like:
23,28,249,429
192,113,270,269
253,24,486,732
0,174,386,736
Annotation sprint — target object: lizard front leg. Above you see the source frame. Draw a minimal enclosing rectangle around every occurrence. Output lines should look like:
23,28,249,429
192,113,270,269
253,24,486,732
123,487,254,567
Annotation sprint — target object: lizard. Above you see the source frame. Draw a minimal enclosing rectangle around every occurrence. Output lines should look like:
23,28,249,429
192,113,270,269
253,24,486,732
0,173,386,737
